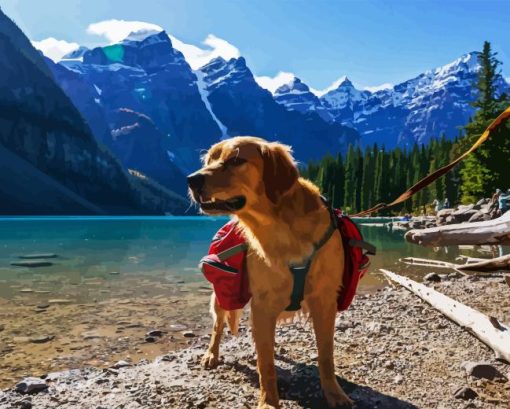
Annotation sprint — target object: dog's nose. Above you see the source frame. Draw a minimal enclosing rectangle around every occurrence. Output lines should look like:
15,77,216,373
187,172,205,191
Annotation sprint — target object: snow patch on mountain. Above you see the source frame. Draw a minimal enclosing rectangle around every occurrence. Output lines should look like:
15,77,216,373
363,83,393,92
195,69,229,139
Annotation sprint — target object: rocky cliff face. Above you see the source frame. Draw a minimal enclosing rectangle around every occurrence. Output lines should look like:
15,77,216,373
0,9,187,214
56,31,222,174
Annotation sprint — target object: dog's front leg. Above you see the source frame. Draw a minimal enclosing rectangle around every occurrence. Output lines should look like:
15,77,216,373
251,302,279,409
308,297,353,408
202,293,225,369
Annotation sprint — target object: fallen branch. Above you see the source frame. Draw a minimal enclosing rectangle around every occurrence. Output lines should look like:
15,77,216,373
400,257,461,270
457,254,510,271
405,210,510,246
401,255,510,272
381,269,510,362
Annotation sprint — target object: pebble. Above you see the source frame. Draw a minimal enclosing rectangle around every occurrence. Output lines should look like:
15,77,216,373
454,386,478,400
48,299,72,305
460,361,505,380
29,335,54,344
168,324,187,332
182,331,195,338
424,273,441,282
111,360,131,369
146,330,165,337
15,377,48,394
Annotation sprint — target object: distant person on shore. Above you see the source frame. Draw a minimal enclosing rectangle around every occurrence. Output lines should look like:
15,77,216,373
498,189,510,214
489,189,501,217
443,198,450,209
432,198,442,213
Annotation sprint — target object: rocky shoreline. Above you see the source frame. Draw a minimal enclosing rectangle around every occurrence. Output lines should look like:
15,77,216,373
1,273,509,409
390,198,499,232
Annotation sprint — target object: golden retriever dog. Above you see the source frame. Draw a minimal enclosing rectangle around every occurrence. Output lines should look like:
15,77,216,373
187,136,351,409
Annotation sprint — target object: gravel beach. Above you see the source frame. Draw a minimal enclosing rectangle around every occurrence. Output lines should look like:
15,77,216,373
1,273,509,409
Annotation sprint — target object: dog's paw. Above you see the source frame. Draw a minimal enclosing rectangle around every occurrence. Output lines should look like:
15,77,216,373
257,403,279,409
201,351,220,369
323,382,353,408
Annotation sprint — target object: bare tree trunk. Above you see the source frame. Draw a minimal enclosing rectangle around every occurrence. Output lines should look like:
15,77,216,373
405,211,510,246
381,269,510,362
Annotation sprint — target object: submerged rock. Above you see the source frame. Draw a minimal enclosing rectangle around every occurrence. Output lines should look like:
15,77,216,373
10,261,53,268
18,253,57,259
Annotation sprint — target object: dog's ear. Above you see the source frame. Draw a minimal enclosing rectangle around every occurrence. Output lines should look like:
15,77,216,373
260,143,298,204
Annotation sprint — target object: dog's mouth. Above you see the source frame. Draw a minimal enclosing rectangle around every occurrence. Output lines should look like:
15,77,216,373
198,195,246,212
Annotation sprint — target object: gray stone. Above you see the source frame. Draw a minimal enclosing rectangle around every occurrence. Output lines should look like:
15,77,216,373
424,273,441,283
146,330,165,337
29,335,54,344
112,360,131,369
461,361,505,380
454,386,478,400
15,377,48,394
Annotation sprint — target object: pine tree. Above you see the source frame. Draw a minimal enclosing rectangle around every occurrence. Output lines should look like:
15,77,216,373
343,145,357,212
459,41,508,202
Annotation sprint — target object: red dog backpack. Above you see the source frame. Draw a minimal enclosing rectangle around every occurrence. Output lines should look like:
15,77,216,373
200,207,375,312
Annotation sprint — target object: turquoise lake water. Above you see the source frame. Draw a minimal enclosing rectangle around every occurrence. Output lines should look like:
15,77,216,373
0,216,505,303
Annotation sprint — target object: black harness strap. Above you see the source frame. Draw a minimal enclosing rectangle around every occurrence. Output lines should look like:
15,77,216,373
285,198,337,311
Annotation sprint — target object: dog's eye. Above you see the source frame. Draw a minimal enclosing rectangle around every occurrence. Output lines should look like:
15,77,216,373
223,157,247,168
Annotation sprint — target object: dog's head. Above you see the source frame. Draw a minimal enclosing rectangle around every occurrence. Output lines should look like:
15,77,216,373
187,136,299,215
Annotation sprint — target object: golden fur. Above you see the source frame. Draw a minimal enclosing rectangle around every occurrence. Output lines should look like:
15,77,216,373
188,137,351,408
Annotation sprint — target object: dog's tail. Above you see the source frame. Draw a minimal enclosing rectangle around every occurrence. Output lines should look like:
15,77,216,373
210,293,242,336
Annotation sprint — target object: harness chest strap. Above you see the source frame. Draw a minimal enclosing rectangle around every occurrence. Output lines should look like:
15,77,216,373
286,202,338,311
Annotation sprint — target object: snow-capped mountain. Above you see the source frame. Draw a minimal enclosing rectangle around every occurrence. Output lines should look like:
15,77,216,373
275,52,509,148
46,27,509,188
52,30,223,176
48,31,359,179
197,57,359,161
274,77,333,122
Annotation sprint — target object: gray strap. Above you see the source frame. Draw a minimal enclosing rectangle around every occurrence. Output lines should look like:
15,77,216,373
217,243,249,262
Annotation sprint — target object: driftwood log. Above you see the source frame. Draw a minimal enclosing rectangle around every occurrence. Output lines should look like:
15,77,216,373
381,269,510,362
401,255,510,272
405,211,510,246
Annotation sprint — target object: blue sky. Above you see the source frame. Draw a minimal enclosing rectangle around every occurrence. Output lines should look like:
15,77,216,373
2,0,509,92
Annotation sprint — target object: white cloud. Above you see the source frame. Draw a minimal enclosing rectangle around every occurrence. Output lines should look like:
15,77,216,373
86,19,163,44
31,37,80,62
310,75,348,96
86,19,240,70
170,34,240,70
255,71,295,94
363,83,393,92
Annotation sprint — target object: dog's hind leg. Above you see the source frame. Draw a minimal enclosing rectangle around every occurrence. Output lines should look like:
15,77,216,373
308,297,353,408
202,293,226,369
